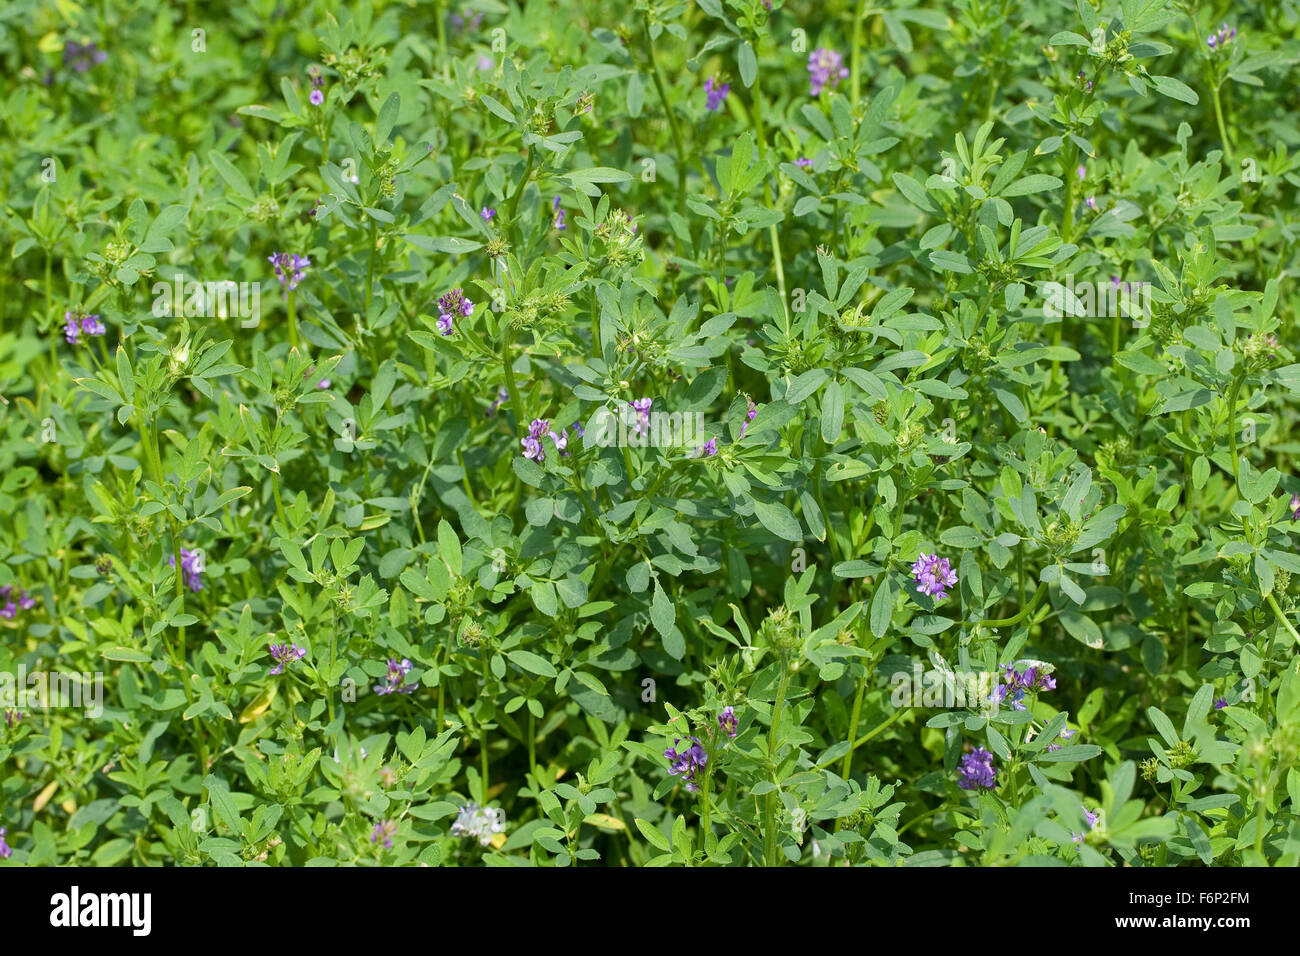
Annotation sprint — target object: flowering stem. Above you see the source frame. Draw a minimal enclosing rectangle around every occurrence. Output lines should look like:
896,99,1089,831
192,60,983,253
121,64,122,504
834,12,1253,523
286,288,299,352
1211,82,1233,163
1265,594,1300,648
500,325,526,435
1227,372,1245,484
839,676,867,780
762,664,791,867
506,149,536,221
642,16,686,202
974,581,1048,637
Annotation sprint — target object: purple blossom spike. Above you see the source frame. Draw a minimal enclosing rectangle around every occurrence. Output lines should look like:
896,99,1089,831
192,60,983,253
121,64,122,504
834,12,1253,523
268,252,310,291
1214,696,1228,710
718,706,738,738
269,642,307,675
957,747,997,790
522,418,550,462
664,736,708,792
167,548,205,592
0,827,11,859
704,76,730,111
808,48,848,96
371,819,397,849
1290,493,1299,521
736,399,758,440
374,658,417,696
481,206,496,222
628,398,653,437
910,552,958,601
552,195,567,231
437,287,473,336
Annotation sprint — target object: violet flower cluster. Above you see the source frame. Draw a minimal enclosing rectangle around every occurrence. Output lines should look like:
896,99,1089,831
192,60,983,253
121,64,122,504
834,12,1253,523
167,548,205,592
808,48,848,96
437,287,473,336
0,584,36,620
371,819,397,849
268,252,309,291
718,706,738,738
991,663,1057,711
664,736,708,792
308,67,325,106
704,76,730,110
64,41,107,73
957,747,997,790
269,642,306,675
1207,23,1236,50
64,311,105,346
0,827,11,859
628,397,653,437
911,552,958,601
552,194,566,231
373,658,417,696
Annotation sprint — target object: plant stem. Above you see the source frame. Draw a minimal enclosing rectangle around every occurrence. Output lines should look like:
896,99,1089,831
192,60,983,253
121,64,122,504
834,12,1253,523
762,664,791,867
642,16,687,202
1227,373,1244,484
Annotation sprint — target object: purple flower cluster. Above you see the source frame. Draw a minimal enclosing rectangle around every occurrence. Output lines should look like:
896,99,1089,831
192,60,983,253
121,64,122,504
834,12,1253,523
308,67,325,106
480,206,495,222
64,41,107,73
1045,726,1076,752
1289,493,1299,521
1207,23,1236,50
0,584,36,620
269,642,306,675
268,252,309,291
0,827,11,859
437,287,473,336
991,663,1057,711
737,398,758,440
694,438,719,458
374,658,417,696
63,311,105,346
808,48,848,96
628,397,653,437
718,706,738,738
1072,805,1101,843
957,747,997,790
167,548,205,592
664,736,708,792
485,386,509,417
704,76,730,110
521,418,575,462
910,552,958,600
795,157,813,169
552,195,566,231
371,819,397,849
1214,696,1229,710
3,709,20,729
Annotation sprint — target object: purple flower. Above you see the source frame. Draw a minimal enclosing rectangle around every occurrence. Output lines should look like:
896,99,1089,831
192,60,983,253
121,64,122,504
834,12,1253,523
808,48,849,96
704,76,730,111
371,819,397,849
548,428,569,455
167,548,205,592
910,552,958,601
486,386,509,418
268,252,310,291
481,206,496,222
552,195,567,231
2,709,19,729
795,157,813,169
718,706,738,738
1214,697,1229,710
628,398,653,437
1208,24,1237,50
374,658,417,696
310,89,324,106
697,438,719,458
957,747,997,790
269,642,307,675
664,736,708,792
1290,493,1299,521
569,422,585,439
63,41,107,73
736,399,758,440
991,661,1057,711
437,287,473,336
1076,164,1087,180
0,603,14,620
81,314,105,336
0,827,11,859
522,418,550,462
1085,196,1098,211
18,591,34,611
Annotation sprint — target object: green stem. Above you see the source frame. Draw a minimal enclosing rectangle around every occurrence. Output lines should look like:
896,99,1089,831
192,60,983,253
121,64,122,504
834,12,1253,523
762,664,791,867
1227,373,1245,485
1266,594,1300,649
642,15,687,203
